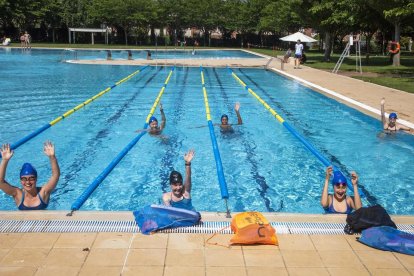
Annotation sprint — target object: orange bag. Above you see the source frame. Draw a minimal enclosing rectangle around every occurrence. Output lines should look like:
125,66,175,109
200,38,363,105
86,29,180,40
230,212,278,245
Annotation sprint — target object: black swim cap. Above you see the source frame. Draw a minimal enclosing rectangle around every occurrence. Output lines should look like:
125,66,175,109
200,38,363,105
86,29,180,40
221,114,228,120
169,171,183,184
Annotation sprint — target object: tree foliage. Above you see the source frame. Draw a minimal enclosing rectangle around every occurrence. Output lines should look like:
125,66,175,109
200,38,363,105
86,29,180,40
0,0,412,61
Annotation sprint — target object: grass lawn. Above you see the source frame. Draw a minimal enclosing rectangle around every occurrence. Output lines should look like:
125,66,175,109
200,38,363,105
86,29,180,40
306,52,413,94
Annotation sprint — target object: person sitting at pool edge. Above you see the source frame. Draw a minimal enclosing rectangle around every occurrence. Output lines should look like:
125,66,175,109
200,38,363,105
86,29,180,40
381,98,412,133
0,141,60,210
162,149,195,211
220,102,243,133
320,166,362,214
136,103,166,135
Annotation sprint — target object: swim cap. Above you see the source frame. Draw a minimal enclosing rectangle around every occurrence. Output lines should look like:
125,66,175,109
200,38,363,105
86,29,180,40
332,171,347,185
169,170,183,184
20,163,37,178
221,114,228,121
389,113,397,119
149,116,158,124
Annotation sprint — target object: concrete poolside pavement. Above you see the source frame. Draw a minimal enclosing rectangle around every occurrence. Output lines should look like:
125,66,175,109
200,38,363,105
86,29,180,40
0,211,413,276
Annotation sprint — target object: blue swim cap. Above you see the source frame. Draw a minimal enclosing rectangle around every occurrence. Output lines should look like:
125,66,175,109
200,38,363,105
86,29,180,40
148,116,158,124
332,171,347,185
389,112,397,119
20,163,37,178
221,114,228,121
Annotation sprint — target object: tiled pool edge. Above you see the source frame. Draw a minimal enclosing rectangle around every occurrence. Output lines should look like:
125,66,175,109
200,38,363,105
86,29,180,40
0,211,413,234
0,219,413,235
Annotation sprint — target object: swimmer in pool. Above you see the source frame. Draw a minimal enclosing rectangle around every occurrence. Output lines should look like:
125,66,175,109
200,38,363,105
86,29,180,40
162,149,195,211
0,141,60,210
220,102,243,133
381,98,412,134
320,166,362,214
136,103,166,136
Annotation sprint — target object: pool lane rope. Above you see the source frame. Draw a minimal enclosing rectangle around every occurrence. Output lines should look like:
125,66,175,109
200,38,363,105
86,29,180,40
69,67,175,214
200,66,231,217
228,67,365,197
1,65,149,158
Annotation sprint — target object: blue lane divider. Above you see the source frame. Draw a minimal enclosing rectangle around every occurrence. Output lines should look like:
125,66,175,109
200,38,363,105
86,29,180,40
228,67,365,197
70,67,175,212
200,66,229,199
2,65,149,158
70,124,148,211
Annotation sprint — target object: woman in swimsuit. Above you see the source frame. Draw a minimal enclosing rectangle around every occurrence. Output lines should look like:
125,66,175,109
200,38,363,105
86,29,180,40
381,98,412,134
0,141,60,210
320,166,362,214
162,149,195,211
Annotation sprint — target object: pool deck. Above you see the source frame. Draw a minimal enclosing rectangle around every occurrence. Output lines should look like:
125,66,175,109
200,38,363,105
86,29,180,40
0,211,413,275
1,54,413,275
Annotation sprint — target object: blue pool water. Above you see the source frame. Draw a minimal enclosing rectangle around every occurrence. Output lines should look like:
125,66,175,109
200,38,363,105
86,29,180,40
65,49,262,60
1,48,414,214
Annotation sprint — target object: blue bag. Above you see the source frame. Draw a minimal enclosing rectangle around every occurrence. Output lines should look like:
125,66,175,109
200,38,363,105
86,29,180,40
133,204,201,235
359,226,414,256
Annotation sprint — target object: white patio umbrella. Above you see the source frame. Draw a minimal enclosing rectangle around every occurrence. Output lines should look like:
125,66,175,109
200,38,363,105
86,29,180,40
280,32,317,43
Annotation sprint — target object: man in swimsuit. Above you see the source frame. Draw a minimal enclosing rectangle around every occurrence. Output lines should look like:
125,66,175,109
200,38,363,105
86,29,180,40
0,141,60,210
220,102,243,133
162,149,195,211
320,166,362,214
381,98,412,133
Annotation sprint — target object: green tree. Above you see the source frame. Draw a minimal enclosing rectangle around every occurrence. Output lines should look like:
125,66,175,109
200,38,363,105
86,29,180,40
88,0,153,45
367,0,414,66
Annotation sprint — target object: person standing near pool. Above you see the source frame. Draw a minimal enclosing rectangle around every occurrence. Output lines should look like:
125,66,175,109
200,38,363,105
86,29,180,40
294,39,303,69
136,103,166,135
381,98,412,133
220,102,243,133
0,141,60,210
162,149,195,211
320,166,362,214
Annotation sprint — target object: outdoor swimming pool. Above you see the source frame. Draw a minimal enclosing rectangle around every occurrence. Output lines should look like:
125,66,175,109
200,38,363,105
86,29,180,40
63,48,263,60
1,48,414,214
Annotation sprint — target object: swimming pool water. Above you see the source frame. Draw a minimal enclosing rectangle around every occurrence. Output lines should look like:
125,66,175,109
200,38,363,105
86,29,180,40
1,48,414,214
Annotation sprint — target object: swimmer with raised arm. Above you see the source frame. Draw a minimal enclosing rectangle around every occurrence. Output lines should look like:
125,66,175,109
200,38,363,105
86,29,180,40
320,166,362,214
0,141,60,210
136,103,166,135
162,149,195,211
220,102,243,133
381,98,412,134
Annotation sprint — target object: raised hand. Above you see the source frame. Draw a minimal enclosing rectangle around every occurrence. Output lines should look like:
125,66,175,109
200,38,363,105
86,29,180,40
235,102,240,112
184,149,195,163
0,144,13,160
351,171,358,187
43,141,55,157
325,166,333,180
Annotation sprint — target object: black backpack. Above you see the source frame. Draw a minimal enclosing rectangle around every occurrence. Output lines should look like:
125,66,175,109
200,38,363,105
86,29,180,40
344,205,397,234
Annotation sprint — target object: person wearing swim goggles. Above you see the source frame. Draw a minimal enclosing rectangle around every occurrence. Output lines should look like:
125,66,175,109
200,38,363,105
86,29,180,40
135,103,166,135
220,102,243,133
0,141,60,210
320,166,362,214
162,149,195,211
381,98,412,133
